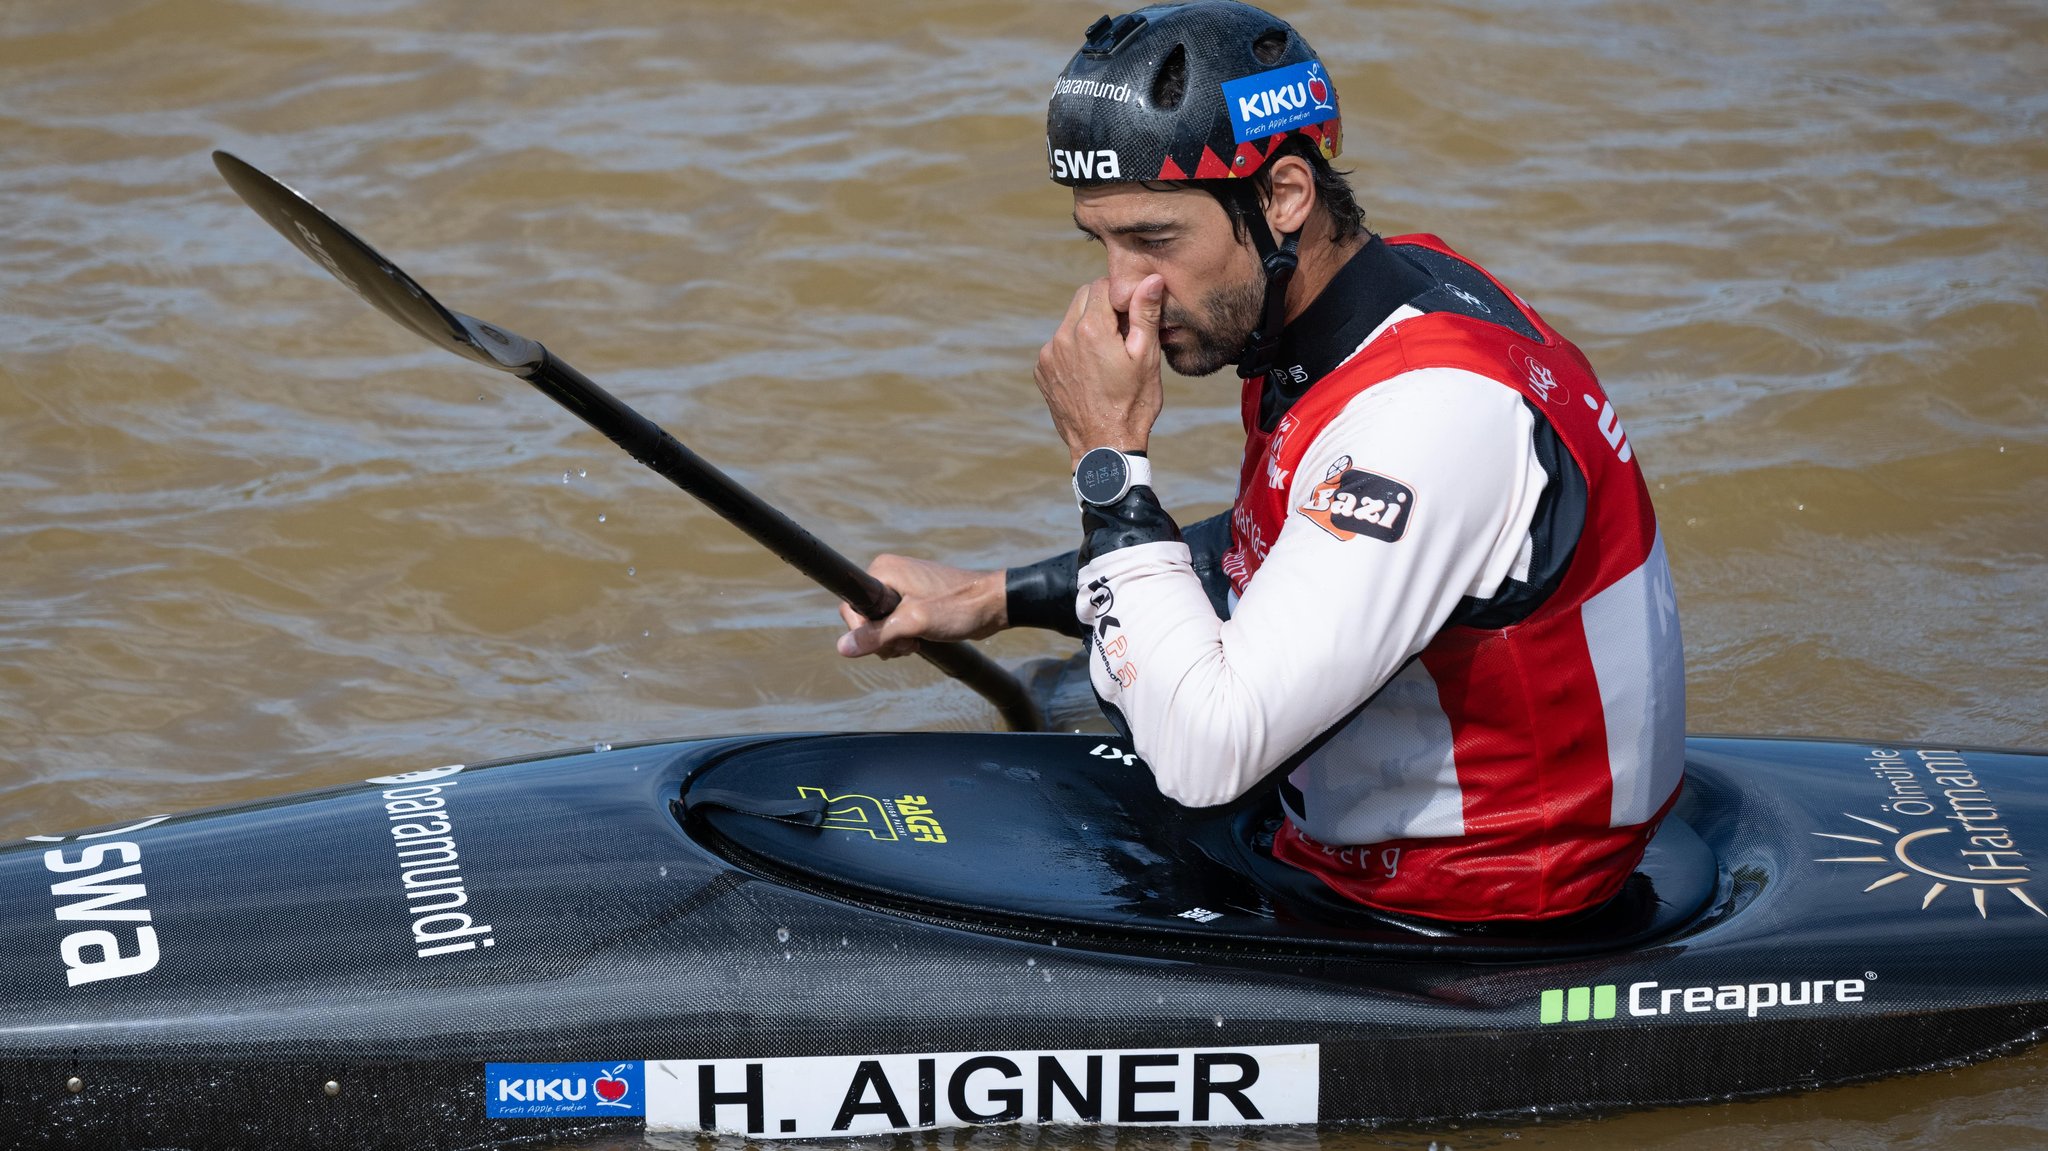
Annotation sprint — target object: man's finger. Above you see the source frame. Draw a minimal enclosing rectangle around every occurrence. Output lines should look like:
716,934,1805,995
836,622,879,658
1057,282,1090,334
1078,277,1122,341
1125,274,1165,359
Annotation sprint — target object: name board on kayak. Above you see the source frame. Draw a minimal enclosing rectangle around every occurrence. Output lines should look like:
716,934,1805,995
642,1044,1318,1137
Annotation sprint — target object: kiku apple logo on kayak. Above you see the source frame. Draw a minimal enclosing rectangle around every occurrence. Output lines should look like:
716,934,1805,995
485,1061,643,1118
1814,748,2044,920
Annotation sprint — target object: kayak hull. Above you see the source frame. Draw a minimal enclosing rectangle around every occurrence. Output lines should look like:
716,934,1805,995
3,733,2045,1147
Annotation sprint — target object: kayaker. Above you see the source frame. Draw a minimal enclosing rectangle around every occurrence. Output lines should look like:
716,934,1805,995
837,0,1686,923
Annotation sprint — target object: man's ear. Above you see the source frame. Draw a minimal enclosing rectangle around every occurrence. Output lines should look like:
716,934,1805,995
1263,155,1316,235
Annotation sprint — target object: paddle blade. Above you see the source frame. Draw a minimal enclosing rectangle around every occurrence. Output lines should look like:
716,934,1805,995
213,150,541,374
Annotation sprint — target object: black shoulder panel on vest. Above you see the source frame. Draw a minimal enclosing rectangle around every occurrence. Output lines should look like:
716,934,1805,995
1447,398,1587,630
1392,243,1544,342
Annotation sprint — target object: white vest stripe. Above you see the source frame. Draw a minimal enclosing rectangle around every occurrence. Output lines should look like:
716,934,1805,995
1286,660,1468,843
1581,530,1687,827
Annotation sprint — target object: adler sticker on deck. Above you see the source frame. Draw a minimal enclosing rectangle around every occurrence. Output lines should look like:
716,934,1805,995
644,1043,1318,1137
1298,457,1413,543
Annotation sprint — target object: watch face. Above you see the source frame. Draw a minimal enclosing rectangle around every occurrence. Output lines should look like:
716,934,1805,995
1075,448,1131,506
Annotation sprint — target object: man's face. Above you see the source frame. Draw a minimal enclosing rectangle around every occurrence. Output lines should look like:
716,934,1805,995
1071,183,1264,377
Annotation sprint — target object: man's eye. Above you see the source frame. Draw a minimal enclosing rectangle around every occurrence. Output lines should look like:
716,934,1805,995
1138,236,1173,251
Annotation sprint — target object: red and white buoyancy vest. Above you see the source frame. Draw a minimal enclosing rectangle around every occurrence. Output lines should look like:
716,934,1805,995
1229,234,1686,921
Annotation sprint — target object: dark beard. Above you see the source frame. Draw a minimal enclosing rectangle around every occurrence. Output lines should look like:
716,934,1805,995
1161,275,1264,377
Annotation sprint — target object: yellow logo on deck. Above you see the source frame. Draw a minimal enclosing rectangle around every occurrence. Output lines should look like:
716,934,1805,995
799,789,947,845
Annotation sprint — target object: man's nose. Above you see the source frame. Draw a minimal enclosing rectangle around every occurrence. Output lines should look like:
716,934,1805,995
1102,248,1155,311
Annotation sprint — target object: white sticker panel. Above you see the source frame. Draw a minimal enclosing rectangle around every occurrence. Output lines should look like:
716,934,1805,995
645,1043,1318,1138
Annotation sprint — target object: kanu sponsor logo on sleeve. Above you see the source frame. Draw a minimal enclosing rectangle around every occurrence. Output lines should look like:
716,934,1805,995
28,816,172,988
1297,456,1413,543
1814,748,2045,920
1507,345,1566,405
486,1062,643,1118
800,789,948,846
1220,61,1337,144
644,1044,1318,1138
1049,146,1122,182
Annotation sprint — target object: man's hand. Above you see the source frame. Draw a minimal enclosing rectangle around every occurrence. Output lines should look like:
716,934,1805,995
1034,274,1166,466
835,556,1008,660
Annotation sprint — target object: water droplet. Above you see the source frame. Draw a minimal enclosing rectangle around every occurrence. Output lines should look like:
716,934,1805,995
593,742,612,753
561,472,571,484
578,469,587,478
598,514,607,523
658,865,667,877
1796,503,1805,511
841,937,849,947
642,630,651,638
1043,970,1053,983
1155,995,1164,1004
621,672,630,679
1213,1015,1224,1027
627,567,636,577
776,927,791,943
1026,958,1036,967
784,951,792,960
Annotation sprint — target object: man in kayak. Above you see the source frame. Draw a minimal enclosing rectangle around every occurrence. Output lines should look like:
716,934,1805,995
837,0,1685,923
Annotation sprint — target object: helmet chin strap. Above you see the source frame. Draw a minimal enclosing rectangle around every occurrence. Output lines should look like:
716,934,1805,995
1234,188,1301,380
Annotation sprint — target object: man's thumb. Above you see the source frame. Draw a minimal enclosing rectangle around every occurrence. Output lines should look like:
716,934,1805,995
1125,274,1165,358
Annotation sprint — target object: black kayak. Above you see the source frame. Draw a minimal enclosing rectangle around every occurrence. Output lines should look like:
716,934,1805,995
4,730,2045,1149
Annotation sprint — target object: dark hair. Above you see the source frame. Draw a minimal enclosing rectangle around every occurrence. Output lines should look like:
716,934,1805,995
1144,138,1368,246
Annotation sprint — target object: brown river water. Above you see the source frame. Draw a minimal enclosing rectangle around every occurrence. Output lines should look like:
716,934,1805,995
3,0,2044,1146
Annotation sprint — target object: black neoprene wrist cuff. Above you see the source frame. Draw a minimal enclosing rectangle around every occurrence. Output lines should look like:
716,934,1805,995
1078,486,1180,567
1004,550,1086,638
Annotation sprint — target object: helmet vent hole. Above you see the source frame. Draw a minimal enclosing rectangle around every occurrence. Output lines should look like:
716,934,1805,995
1151,44,1187,111
1252,29,1289,67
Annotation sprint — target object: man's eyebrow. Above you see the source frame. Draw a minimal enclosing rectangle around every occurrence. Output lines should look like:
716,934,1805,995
1072,214,1181,238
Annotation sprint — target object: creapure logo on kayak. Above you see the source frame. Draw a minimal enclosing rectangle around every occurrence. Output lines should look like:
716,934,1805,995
1816,748,2045,921
1539,976,1870,1024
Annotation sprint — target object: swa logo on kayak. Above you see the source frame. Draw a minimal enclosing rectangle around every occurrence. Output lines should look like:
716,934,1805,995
485,1062,642,1118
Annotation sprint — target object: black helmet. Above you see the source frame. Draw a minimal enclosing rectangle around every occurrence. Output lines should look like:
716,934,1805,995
1046,1,1341,187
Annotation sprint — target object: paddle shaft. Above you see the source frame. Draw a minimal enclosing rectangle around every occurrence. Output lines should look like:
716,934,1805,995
524,353,1046,733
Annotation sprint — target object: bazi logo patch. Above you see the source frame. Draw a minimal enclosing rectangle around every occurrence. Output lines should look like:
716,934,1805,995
486,1062,643,1118
1297,457,1413,543
1221,61,1337,144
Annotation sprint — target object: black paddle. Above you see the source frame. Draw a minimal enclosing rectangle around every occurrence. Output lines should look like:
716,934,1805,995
213,150,1045,733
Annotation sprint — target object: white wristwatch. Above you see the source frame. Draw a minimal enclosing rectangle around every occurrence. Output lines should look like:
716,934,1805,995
1073,447,1152,508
